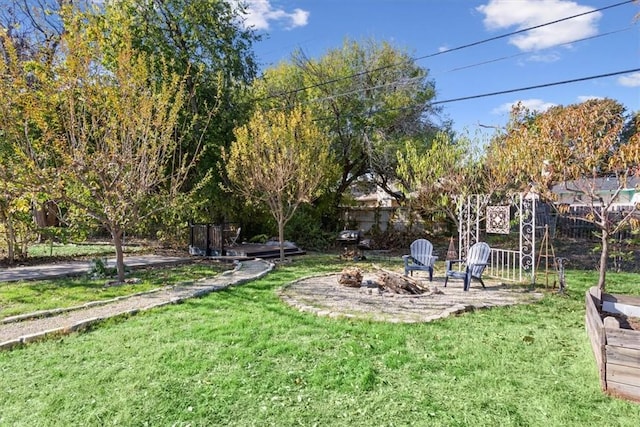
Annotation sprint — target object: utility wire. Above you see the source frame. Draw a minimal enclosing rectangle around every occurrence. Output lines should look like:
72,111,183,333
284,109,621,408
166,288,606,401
260,0,635,100
417,0,633,60
442,26,635,75
309,68,640,122
274,25,636,110
432,68,640,105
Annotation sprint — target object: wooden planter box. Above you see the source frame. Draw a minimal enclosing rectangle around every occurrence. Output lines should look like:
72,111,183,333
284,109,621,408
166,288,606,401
585,287,640,403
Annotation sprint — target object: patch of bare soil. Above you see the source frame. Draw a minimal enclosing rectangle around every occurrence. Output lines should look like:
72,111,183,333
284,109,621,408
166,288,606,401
540,239,640,272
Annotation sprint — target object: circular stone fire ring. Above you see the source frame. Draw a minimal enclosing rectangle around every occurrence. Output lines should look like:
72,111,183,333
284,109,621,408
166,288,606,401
278,272,543,323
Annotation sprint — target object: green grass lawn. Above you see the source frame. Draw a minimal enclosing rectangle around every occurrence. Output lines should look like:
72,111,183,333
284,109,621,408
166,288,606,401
0,262,232,318
27,242,146,258
1,255,639,426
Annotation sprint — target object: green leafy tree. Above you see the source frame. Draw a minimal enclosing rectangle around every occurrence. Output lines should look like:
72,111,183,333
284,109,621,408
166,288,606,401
396,131,485,231
254,38,443,228
223,105,335,261
110,0,259,226
54,10,208,282
487,99,640,291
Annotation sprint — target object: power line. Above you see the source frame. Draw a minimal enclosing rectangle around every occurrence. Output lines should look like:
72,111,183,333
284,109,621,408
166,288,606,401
281,25,636,110
259,0,635,101
309,68,640,122
416,0,634,61
440,26,635,75
434,68,640,105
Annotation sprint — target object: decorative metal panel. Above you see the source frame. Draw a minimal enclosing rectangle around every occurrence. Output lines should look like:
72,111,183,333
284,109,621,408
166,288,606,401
486,205,510,234
455,193,536,283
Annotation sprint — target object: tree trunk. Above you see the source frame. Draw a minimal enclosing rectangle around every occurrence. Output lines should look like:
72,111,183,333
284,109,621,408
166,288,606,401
4,212,16,264
278,218,285,262
32,202,47,243
376,269,427,294
598,229,609,291
111,227,126,283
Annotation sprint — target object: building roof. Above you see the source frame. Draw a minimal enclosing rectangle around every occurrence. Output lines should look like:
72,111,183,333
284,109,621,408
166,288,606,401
551,176,640,193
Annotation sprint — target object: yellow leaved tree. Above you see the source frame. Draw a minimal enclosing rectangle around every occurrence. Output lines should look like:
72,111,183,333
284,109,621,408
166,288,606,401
223,106,335,261
53,9,207,282
0,30,60,262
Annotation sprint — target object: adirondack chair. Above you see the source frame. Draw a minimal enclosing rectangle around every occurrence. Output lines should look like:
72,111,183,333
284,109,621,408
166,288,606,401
403,239,438,281
444,242,491,291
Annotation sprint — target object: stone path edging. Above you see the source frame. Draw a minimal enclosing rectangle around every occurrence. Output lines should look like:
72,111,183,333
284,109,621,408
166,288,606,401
0,259,274,351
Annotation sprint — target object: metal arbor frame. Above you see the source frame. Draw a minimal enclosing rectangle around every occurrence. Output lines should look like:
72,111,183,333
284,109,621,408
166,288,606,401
456,193,536,283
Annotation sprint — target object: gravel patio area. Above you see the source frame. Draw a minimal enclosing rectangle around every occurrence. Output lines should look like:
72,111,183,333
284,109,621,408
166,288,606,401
279,272,544,323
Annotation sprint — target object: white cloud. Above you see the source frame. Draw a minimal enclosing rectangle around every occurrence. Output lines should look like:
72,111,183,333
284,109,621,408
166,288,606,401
477,0,601,51
492,98,557,115
618,72,640,87
239,0,309,31
289,8,309,27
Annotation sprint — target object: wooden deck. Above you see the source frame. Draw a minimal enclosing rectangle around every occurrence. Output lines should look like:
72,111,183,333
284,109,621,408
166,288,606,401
220,243,306,260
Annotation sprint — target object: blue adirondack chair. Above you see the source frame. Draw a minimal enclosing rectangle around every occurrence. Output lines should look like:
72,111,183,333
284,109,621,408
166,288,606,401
403,239,437,281
444,242,491,291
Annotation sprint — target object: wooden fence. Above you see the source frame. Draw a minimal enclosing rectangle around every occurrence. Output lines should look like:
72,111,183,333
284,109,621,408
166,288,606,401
188,223,223,256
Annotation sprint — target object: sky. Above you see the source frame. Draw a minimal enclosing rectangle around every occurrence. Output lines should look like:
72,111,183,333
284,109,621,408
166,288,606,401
238,0,640,138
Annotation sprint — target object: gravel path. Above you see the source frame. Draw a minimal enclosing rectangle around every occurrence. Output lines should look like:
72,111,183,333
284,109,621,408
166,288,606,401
0,259,273,350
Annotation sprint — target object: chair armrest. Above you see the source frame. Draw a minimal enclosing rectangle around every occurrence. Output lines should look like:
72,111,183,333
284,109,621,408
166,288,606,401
402,255,411,267
468,262,488,268
403,255,423,266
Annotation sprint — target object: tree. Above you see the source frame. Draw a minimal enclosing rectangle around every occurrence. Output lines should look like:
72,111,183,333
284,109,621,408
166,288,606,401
223,105,335,261
0,29,58,262
54,10,208,282
111,0,260,226
2,0,261,238
487,99,640,291
396,131,485,230
254,39,443,229
0,0,70,64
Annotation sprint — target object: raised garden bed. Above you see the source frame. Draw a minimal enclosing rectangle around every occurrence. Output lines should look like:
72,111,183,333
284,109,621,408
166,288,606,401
585,287,640,403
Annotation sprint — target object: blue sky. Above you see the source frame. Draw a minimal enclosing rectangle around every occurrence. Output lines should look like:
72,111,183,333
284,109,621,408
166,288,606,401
239,0,639,138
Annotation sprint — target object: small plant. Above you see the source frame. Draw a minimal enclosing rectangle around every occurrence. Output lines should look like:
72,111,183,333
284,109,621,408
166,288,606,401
249,234,269,244
88,258,118,279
